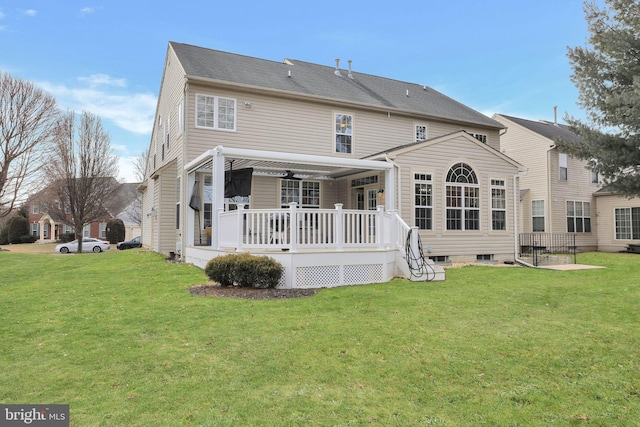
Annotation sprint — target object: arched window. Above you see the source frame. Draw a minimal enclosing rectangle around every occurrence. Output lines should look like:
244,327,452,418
446,163,480,230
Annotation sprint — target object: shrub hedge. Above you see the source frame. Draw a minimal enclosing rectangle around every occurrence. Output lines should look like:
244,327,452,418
205,253,283,288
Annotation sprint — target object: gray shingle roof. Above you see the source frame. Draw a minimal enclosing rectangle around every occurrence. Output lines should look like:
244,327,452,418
170,42,503,129
497,114,581,144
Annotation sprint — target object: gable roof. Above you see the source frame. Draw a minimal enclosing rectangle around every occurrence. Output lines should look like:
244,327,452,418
496,114,581,144
169,42,503,130
366,130,525,171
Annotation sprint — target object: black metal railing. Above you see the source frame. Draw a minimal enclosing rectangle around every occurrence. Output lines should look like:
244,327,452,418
518,233,577,266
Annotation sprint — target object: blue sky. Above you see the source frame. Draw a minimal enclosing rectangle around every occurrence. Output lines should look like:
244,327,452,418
0,0,590,182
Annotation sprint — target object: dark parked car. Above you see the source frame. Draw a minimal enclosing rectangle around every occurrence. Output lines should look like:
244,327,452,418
117,236,142,250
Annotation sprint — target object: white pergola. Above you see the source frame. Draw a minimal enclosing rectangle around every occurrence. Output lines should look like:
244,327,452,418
184,145,396,249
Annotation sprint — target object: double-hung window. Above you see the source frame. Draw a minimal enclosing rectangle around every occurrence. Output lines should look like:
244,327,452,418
491,179,506,231
615,207,640,240
566,201,591,233
335,113,352,154
446,163,479,231
532,200,545,232
281,180,320,208
414,173,433,230
196,94,236,131
559,153,568,181
415,125,427,141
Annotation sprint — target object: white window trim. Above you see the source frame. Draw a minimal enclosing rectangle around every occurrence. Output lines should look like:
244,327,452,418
490,178,507,231
415,124,428,142
334,112,353,155
559,153,568,181
413,172,433,230
195,93,237,132
280,179,321,208
532,199,545,232
445,163,480,232
614,206,640,240
177,97,184,134
468,132,487,144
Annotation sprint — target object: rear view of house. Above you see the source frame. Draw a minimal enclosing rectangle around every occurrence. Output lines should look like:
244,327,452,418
141,42,525,288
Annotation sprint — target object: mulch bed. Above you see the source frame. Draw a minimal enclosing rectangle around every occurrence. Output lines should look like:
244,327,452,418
189,284,317,300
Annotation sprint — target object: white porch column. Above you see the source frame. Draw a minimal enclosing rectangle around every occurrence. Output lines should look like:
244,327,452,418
334,203,344,251
211,148,225,250
235,203,246,251
288,202,298,252
384,166,395,211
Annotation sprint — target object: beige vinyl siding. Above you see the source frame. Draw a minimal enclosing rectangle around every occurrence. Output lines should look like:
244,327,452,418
156,161,178,255
183,83,502,165
149,47,188,178
496,115,551,233
393,134,519,262
140,181,154,248
594,195,640,252
548,150,599,248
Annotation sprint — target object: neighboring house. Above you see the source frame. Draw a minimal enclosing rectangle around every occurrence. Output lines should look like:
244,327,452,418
26,180,141,243
141,42,525,288
494,113,640,253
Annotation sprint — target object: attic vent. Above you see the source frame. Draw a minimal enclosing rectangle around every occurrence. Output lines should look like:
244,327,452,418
334,58,342,76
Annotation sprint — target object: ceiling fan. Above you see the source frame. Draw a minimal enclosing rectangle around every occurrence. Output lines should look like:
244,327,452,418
281,170,302,180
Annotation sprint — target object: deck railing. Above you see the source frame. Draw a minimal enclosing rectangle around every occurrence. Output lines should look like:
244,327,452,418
519,233,577,266
214,203,408,252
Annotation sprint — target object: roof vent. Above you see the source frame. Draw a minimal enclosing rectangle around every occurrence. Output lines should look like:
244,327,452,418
347,60,354,79
334,58,342,76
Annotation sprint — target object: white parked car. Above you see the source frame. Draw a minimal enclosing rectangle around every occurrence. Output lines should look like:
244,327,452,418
55,238,111,254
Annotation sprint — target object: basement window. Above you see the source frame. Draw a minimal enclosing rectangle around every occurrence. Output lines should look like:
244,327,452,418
476,254,494,262
429,255,449,263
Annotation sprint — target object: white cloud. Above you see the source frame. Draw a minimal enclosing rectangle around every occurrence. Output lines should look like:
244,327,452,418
24,9,37,16
80,7,95,15
38,76,157,135
78,74,126,88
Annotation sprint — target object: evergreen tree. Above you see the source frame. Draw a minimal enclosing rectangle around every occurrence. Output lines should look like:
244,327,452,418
558,0,640,197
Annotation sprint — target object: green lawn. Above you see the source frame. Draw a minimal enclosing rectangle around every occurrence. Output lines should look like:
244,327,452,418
1,249,638,426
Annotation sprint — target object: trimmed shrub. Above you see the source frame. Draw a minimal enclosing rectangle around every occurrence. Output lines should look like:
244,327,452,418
106,218,125,244
19,235,38,244
205,253,283,288
60,232,75,243
8,216,28,244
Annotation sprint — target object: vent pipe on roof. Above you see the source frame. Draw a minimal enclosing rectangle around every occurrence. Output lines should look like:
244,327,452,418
335,58,342,76
553,106,558,126
347,60,354,79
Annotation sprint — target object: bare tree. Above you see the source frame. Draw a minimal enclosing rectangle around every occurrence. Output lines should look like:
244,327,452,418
133,150,148,183
46,111,119,253
0,71,59,218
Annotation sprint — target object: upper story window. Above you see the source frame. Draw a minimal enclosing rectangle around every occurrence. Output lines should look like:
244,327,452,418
491,179,506,231
445,163,479,231
469,133,487,144
31,204,38,214
196,94,236,131
591,170,599,184
415,125,427,141
414,173,433,230
559,153,568,181
177,97,184,134
335,113,352,154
